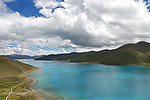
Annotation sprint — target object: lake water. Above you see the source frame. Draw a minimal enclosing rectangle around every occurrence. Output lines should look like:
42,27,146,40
18,59,150,100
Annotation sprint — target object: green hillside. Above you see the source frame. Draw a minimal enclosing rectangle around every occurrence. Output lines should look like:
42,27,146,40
0,56,37,77
36,41,150,66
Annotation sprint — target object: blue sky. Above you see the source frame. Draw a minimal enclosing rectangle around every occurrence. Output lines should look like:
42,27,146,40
6,0,42,17
6,0,65,17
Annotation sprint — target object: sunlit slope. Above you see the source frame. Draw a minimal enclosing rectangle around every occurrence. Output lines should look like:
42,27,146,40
0,56,37,77
36,41,150,66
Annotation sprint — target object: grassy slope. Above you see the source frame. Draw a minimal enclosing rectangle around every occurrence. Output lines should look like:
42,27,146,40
0,56,39,100
0,56,19,77
0,56,37,77
36,41,150,66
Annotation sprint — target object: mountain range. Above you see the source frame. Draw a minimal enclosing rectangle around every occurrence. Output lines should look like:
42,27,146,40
35,41,150,66
1,54,36,59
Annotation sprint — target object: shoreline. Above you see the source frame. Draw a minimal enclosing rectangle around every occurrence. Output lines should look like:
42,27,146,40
35,59,150,67
25,68,45,100
25,67,84,100
0,68,45,100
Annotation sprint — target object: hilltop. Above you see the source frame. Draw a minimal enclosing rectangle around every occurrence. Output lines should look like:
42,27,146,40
0,56,37,77
36,41,150,66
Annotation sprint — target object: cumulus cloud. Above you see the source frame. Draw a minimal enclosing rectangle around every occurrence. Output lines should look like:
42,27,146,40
0,46,68,55
32,0,150,47
0,0,150,55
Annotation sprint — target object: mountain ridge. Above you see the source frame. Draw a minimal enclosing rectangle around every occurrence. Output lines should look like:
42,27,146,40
35,41,150,66
1,54,33,59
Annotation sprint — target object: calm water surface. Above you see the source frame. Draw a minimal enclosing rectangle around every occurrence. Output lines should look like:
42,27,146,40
18,59,150,100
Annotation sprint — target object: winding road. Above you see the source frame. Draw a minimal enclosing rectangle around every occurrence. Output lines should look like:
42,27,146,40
6,88,12,100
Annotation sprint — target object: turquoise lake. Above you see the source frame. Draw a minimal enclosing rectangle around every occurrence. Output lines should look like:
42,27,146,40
18,59,150,100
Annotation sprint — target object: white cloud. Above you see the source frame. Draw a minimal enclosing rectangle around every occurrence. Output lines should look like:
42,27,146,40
0,0,12,15
34,0,60,8
0,0,150,55
0,46,68,56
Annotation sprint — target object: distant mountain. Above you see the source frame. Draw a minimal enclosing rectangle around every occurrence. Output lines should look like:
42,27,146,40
36,41,150,66
1,54,34,59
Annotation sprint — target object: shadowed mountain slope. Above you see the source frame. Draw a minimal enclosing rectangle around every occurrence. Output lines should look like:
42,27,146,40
36,41,150,66
1,54,34,59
